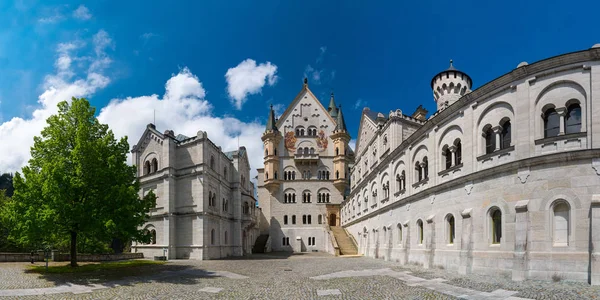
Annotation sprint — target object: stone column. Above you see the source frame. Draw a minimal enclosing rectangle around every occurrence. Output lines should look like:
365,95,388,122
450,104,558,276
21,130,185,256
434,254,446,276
556,107,567,136
591,195,600,285
425,215,435,269
513,200,529,281
449,145,457,167
492,126,502,151
459,208,473,275
403,222,410,265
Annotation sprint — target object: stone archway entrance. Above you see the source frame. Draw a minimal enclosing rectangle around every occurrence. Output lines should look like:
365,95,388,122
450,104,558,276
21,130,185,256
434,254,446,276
329,213,337,226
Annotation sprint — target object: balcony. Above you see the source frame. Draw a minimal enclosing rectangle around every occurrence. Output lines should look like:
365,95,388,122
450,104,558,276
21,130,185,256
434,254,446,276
294,153,319,165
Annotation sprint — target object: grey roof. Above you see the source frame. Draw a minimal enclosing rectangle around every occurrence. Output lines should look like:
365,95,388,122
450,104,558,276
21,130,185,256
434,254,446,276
265,104,278,132
328,93,338,118
430,59,472,88
334,105,347,132
224,148,246,161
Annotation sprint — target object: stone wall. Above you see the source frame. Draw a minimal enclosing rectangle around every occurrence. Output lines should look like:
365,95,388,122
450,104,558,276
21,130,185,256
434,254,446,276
52,253,144,262
0,253,44,262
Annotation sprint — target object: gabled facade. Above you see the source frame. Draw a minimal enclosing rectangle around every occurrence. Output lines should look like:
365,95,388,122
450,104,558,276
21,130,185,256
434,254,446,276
131,124,259,259
257,79,354,253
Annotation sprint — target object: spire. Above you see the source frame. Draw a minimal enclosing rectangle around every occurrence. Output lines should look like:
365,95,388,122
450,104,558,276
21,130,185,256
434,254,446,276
335,105,347,132
265,104,278,132
303,77,308,87
328,92,338,118
447,59,456,70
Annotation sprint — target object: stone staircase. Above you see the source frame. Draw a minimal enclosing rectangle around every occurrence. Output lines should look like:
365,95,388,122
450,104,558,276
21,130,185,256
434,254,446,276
330,226,358,255
252,234,269,253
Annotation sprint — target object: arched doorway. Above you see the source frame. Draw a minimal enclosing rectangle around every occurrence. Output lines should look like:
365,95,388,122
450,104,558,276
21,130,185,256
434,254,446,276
329,213,337,226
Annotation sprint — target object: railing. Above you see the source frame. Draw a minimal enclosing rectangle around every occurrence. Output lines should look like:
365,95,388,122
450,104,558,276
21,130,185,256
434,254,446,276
326,225,340,256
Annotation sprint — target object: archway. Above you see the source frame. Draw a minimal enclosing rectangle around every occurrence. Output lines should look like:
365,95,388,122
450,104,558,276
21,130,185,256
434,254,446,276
329,213,337,226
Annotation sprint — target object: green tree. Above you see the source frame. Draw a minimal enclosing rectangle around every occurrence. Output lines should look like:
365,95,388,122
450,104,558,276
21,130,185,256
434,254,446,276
4,98,156,267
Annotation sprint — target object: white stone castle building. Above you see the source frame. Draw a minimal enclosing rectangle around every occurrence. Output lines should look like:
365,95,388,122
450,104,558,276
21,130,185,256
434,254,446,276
131,124,259,259
341,46,600,284
256,79,357,254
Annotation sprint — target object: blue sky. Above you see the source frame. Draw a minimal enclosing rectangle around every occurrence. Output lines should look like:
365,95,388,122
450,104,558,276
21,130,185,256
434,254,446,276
0,0,597,175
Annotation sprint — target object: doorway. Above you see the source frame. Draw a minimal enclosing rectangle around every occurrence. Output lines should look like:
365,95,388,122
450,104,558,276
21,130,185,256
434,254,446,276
329,213,337,226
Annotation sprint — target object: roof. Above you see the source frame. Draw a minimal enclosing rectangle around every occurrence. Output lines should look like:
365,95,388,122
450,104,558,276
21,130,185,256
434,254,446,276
224,147,246,161
328,93,338,118
175,134,190,142
334,105,347,132
430,59,472,88
265,104,278,132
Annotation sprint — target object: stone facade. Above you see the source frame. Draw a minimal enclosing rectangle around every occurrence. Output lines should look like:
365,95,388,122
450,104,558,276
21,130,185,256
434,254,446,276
131,125,259,259
342,46,600,284
257,81,353,254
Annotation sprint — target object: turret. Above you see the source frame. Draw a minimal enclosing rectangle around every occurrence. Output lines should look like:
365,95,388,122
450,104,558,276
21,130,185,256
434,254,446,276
327,92,338,118
431,60,472,110
331,105,350,194
261,104,282,193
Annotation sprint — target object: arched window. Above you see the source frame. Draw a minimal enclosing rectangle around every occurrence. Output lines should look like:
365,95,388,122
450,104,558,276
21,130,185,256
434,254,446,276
292,215,296,224
326,194,330,202
455,140,462,165
151,229,157,244
336,170,340,179
326,171,330,180
401,171,406,190
423,157,429,179
308,215,312,224
443,146,452,170
417,219,424,245
292,171,296,180
303,147,309,155
397,224,402,244
484,126,495,154
302,215,307,224
415,161,422,181
265,172,269,180
144,161,151,175
151,158,158,173
335,147,339,156
265,149,269,156
223,167,227,179
274,171,278,179
210,156,215,170
490,208,502,244
446,214,455,244
565,103,582,134
501,120,511,149
553,201,570,246
211,229,215,245
284,172,288,181
224,231,228,244
275,148,278,155
318,215,322,224
284,215,288,225
310,148,315,154
544,108,560,138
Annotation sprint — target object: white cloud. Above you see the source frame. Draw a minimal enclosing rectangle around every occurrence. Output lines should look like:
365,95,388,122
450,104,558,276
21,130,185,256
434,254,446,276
303,65,323,85
38,6,65,23
271,103,285,118
73,5,92,20
0,31,267,182
354,98,366,110
0,30,111,173
316,46,327,63
98,67,265,180
225,59,278,110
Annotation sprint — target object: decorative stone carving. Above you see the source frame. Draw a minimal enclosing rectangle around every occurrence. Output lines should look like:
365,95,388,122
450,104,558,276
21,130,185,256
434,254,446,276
464,182,473,195
518,168,530,184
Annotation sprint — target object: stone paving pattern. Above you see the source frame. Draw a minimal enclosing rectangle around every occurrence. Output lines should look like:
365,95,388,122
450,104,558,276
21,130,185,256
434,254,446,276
0,253,599,299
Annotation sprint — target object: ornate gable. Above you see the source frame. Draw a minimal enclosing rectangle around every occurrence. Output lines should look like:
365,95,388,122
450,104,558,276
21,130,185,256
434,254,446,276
354,111,378,157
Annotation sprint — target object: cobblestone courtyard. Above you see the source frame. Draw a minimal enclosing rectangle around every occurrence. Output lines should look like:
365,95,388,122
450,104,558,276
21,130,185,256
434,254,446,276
1,253,599,299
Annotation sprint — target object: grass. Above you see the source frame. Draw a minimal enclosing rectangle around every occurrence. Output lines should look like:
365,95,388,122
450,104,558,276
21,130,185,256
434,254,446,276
29,259,165,274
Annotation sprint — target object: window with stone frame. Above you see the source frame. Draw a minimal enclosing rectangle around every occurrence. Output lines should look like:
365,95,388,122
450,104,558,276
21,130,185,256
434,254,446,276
490,208,502,244
446,214,455,244
565,103,582,134
417,219,424,245
544,107,560,138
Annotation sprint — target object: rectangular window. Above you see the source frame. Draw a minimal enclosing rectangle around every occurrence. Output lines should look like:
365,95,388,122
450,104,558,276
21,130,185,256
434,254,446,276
308,237,316,246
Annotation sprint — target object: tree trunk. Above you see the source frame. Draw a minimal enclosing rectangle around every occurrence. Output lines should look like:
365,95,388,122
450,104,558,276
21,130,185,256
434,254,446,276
70,231,78,267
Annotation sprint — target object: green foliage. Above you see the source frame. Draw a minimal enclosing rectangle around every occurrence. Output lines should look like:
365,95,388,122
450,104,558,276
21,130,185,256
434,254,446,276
3,98,156,266
29,259,165,274
0,173,14,197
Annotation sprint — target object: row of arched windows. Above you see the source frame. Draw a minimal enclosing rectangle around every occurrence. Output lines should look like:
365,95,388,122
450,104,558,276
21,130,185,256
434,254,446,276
143,229,157,245
371,201,570,248
295,126,318,137
284,193,296,203
395,171,407,191
317,170,330,180
208,191,217,207
303,192,312,203
543,103,582,138
143,158,159,175
283,171,296,180
283,214,326,225
483,119,511,155
297,147,316,155
317,193,330,203
442,139,462,170
414,157,429,182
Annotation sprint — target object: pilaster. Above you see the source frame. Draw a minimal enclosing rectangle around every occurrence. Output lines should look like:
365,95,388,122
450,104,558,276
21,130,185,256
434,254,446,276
459,208,473,275
513,200,529,281
591,195,600,285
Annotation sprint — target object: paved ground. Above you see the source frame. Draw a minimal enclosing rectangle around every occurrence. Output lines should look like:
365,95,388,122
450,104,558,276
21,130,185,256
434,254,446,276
0,252,599,299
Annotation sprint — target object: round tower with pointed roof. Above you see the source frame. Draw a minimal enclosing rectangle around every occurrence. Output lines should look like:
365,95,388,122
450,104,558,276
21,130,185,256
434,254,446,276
331,104,350,194
262,104,282,192
431,60,472,110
